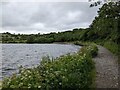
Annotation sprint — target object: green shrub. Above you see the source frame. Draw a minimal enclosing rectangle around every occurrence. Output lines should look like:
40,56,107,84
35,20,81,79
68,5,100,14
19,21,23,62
80,44,98,57
2,44,98,89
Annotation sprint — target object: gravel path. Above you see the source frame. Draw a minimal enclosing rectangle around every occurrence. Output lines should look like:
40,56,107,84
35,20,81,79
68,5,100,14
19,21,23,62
93,45,119,88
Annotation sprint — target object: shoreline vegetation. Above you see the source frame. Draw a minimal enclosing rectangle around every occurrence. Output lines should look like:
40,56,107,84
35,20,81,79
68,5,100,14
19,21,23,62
2,43,98,88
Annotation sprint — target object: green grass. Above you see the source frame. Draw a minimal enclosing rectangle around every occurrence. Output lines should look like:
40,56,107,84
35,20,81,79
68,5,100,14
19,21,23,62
103,41,119,64
103,41,118,55
2,44,98,89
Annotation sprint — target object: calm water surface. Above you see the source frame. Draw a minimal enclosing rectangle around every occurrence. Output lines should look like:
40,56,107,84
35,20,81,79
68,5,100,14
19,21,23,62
1,44,80,79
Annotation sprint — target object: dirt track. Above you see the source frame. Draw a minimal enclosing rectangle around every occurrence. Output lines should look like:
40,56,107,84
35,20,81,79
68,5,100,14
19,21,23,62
93,45,119,88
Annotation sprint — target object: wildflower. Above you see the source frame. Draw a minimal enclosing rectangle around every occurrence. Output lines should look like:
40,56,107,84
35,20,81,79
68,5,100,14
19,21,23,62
28,84,31,86
10,85,14,88
28,76,31,78
83,53,86,57
7,81,10,85
28,84,32,88
19,83,23,87
46,70,49,74
21,77,24,80
50,68,53,71
27,70,31,73
62,76,65,79
25,74,28,77
21,70,24,73
64,69,67,72
59,82,62,85
38,85,41,88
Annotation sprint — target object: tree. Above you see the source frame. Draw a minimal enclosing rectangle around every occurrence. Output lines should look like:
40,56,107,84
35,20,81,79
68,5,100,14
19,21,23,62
88,1,120,42
26,35,35,43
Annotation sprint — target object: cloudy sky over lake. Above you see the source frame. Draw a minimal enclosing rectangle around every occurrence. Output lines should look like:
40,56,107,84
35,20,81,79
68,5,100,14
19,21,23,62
1,0,102,34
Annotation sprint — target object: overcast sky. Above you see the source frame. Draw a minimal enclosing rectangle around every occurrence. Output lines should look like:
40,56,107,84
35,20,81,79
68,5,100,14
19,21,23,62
1,0,102,34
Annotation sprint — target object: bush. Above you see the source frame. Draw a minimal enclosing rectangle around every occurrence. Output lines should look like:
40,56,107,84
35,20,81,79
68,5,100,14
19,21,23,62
79,44,98,58
2,44,98,89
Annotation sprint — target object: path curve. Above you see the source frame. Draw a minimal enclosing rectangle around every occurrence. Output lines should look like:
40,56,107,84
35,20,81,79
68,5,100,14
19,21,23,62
93,45,118,88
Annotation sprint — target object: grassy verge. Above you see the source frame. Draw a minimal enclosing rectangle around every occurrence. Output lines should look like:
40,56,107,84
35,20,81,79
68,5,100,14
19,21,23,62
2,44,98,89
99,41,119,63
103,41,118,55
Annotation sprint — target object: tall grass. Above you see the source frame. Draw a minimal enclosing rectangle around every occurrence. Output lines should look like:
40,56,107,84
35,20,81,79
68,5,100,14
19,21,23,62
2,44,98,89
103,41,119,63
103,41,118,55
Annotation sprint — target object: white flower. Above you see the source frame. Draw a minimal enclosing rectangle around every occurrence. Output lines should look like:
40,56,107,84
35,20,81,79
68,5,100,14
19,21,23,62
59,82,62,85
25,74,28,77
28,84,31,86
19,83,23,86
62,76,65,79
28,86,31,88
28,84,31,88
21,70,24,73
83,54,86,57
38,86,41,88
27,70,31,73
21,77,24,80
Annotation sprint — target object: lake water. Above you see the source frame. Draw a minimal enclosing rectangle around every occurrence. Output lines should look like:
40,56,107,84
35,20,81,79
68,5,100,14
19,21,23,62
1,44,80,79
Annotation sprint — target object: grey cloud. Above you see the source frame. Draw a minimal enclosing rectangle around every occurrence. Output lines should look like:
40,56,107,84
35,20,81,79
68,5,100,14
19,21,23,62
1,2,101,34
